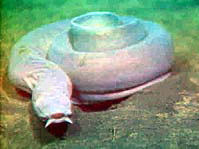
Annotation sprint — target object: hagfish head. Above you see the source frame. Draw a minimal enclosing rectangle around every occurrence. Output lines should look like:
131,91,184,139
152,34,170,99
45,113,73,128
32,91,73,128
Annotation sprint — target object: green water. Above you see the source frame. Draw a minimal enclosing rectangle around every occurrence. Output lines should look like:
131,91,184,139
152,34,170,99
1,0,199,149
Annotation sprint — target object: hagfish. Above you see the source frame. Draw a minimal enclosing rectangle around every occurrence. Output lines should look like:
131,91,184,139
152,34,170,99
8,20,73,127
8,12,174,128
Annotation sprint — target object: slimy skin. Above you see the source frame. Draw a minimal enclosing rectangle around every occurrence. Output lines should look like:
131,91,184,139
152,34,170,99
8,20,73,125
8,12,173,126
48,12,173,102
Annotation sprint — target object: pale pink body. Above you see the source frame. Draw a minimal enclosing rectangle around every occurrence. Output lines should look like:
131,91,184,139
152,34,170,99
8,12,173,125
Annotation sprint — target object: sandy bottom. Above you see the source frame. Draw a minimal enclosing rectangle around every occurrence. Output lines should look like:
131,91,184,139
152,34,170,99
1,54,199,149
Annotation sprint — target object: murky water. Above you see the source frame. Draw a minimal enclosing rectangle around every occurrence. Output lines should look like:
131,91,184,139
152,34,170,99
1,0,199,149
